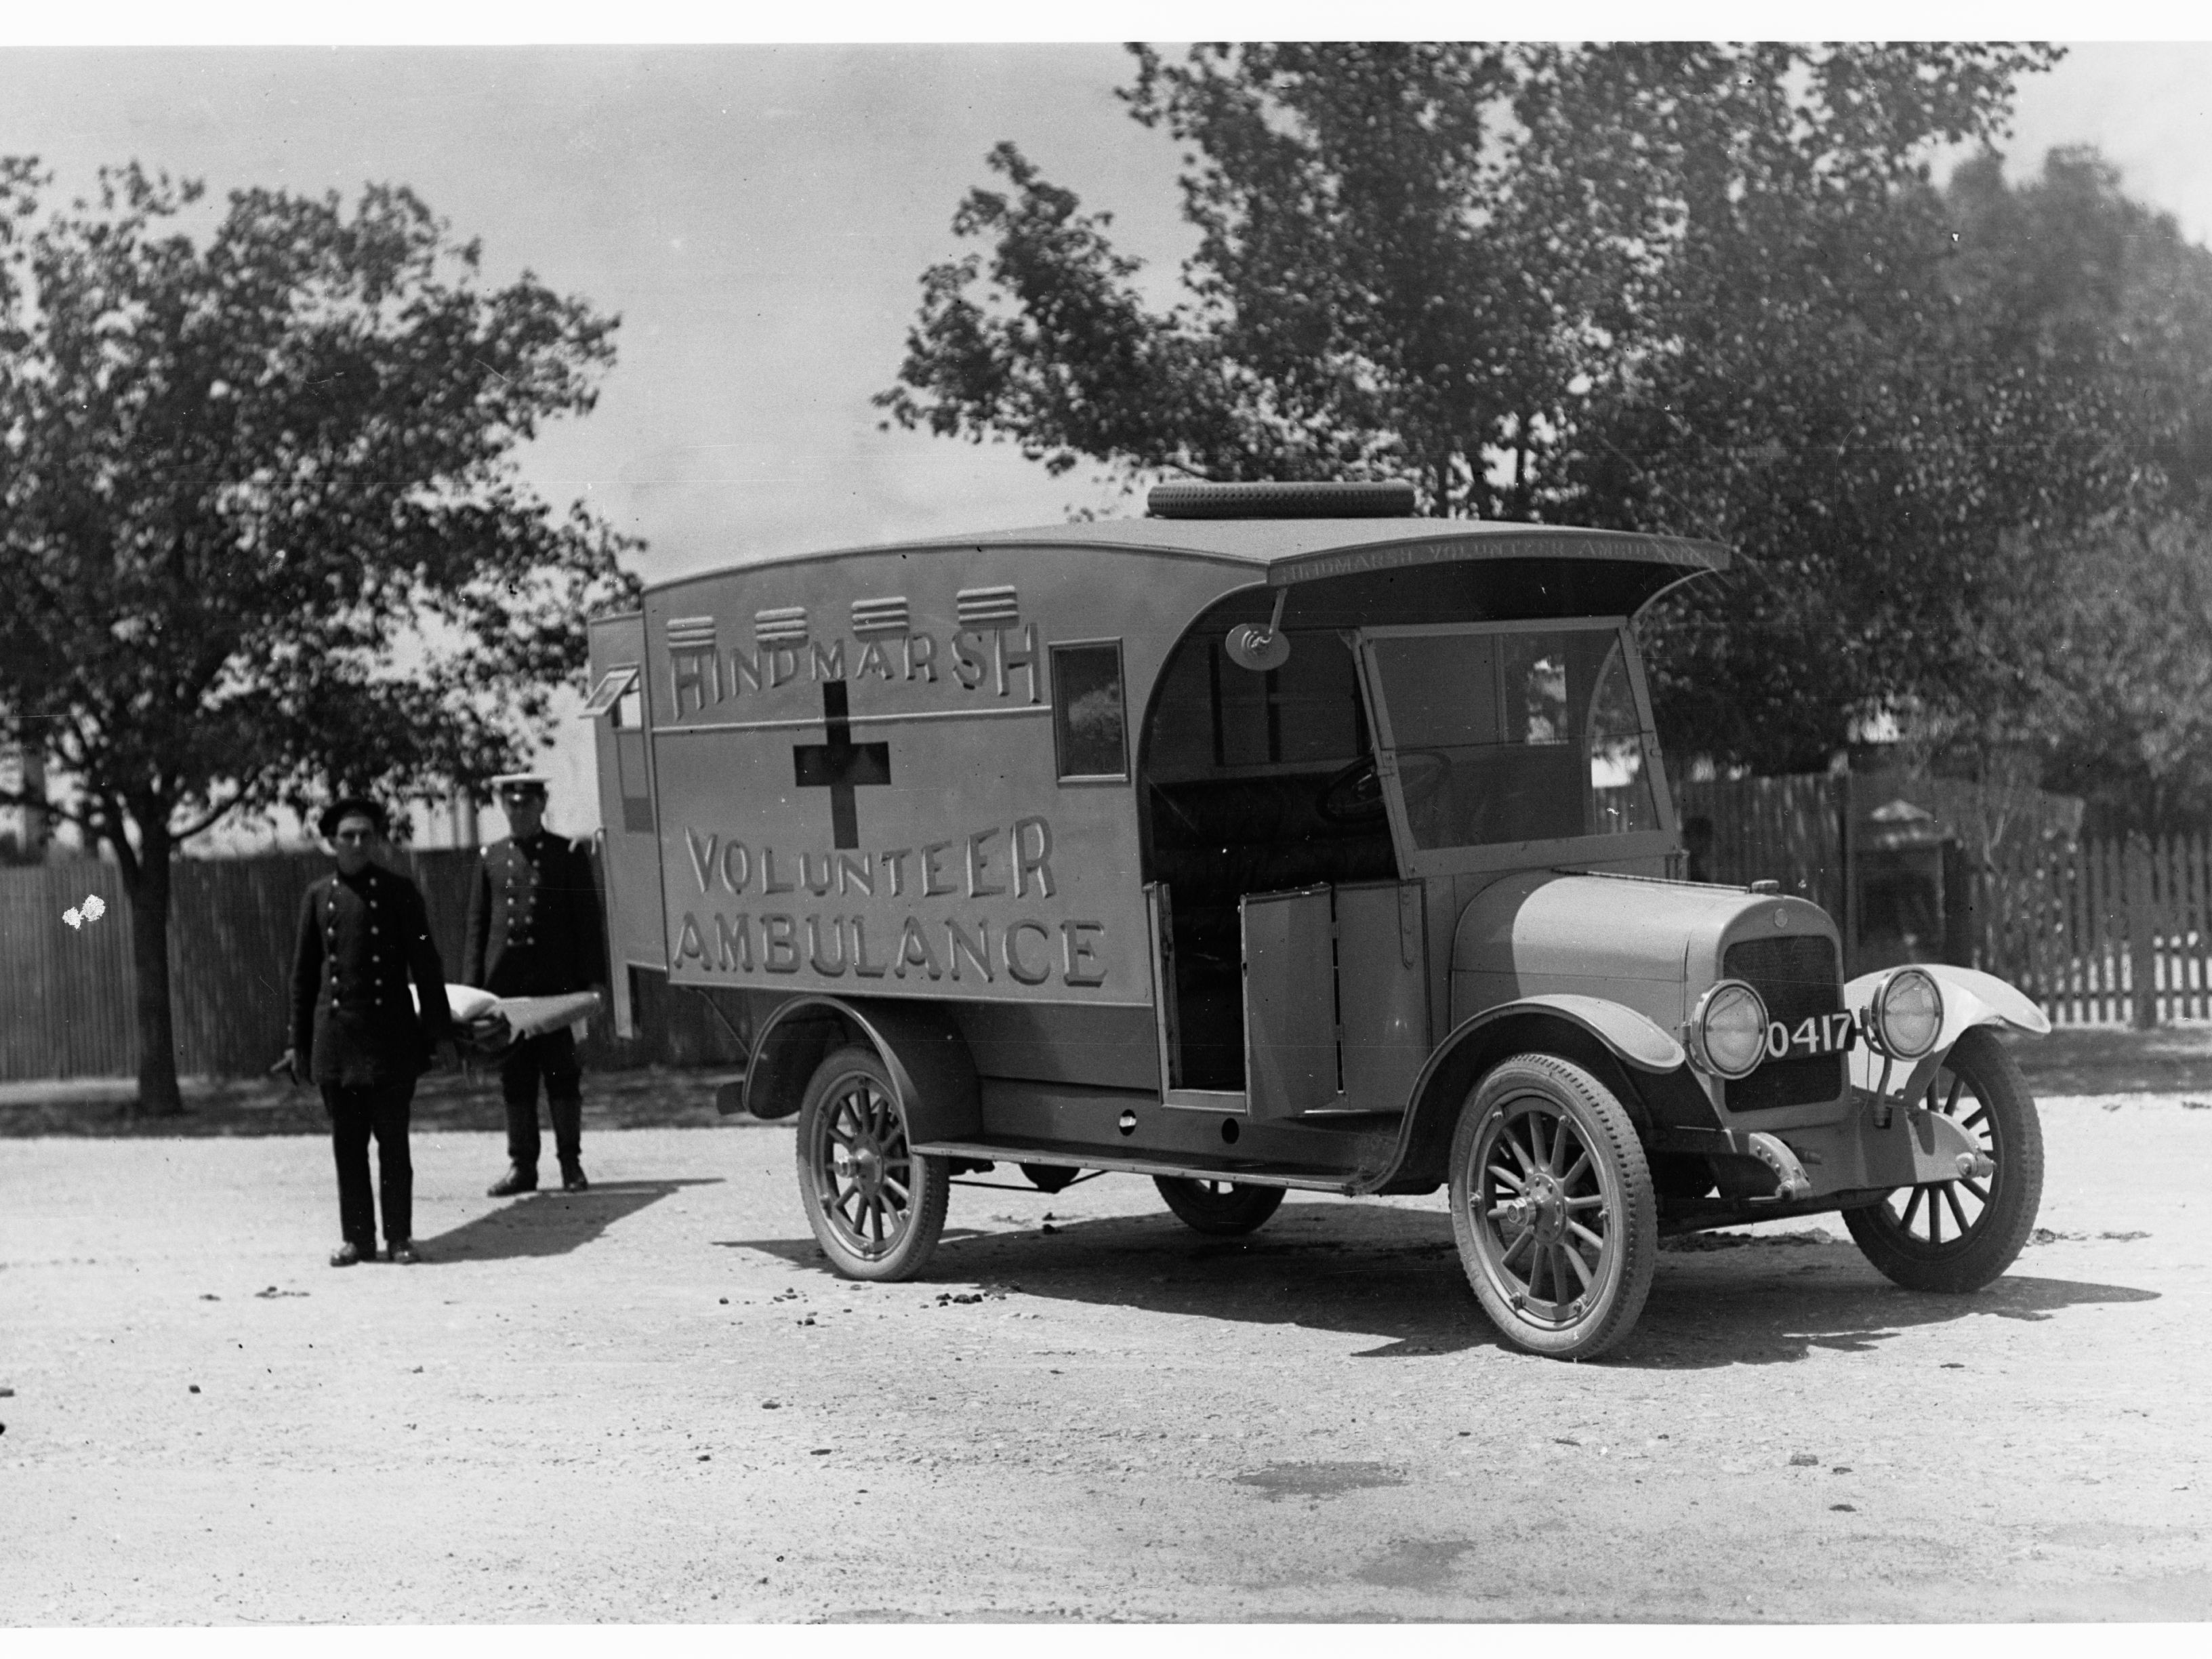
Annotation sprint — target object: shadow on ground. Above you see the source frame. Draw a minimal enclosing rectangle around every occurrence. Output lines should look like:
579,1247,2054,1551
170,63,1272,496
417,1177,722,1263
732,1197,2157,1368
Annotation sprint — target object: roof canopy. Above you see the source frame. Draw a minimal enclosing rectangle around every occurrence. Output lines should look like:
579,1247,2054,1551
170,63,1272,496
642,516,1731,626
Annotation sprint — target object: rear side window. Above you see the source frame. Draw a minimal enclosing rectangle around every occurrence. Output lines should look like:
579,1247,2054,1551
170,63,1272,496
1052,640,1128,781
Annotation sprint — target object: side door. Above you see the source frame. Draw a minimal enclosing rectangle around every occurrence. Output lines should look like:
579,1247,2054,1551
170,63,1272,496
1240,880,1429,1120
582,614,663,1038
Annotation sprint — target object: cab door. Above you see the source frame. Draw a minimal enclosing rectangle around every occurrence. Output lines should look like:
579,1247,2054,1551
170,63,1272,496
1240,880,1429,1120
1241,885,1336,1115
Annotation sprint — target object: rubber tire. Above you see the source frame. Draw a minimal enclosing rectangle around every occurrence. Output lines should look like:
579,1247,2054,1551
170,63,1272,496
1153,1176,1287,1236
1842,1027,2044,1293
795,1045,949,1282
1448,1053,1658,1361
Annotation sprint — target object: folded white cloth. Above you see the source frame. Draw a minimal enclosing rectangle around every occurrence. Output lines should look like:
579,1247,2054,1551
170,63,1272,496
409,984,600,1046
441,984,501,1023
495,990,604,1040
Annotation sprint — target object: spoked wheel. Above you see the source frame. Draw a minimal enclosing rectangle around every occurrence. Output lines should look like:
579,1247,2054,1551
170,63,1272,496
796,1045,948,1281
1843,1027,2043,1293
1449,1054,1656,1360
1153,1176,1286,1236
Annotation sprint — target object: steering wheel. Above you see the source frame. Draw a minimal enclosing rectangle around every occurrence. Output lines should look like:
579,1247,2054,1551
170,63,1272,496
1317,750,1448,824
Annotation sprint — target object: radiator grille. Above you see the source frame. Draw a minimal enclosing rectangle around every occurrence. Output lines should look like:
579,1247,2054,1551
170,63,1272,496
1723,933,1845,1112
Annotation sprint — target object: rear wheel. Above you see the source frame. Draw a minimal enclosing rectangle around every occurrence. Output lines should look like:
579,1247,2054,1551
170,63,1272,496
1153,1176,1286,1236
1450,1054,1656,1360
1843,1028,2043,1293
796,1045,948,1281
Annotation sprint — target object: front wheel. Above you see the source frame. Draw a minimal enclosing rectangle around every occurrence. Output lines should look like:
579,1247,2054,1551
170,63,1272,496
1153,1176,1286,1236
1843,1027,2043,1293
1449,1054,1656,1360
796,1046,949,1281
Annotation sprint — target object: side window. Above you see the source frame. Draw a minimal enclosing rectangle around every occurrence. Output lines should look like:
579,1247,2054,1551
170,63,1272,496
586,668,655,833
1586,638,1662,836
1052,640,1128,782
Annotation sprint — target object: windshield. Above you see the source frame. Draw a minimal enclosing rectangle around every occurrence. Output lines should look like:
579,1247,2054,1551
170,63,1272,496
1365,625,1663,853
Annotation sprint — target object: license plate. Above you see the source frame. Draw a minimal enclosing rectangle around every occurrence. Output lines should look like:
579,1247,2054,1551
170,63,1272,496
1765,1011,1858,1061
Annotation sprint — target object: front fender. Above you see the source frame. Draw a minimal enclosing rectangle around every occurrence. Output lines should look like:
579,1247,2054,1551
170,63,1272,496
1355,995,1684,1195
1847,963,2049,1097
1491,994,1688,1073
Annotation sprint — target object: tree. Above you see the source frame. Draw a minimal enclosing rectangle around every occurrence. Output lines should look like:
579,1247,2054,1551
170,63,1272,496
1929,150,2212,833
1579,139,2212,779
0,159,640,1115
881,45,2166,771
880,43,2055,514
1968,518,2212,837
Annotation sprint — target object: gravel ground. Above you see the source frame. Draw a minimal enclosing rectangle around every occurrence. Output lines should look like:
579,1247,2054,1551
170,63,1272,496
3,1079,2209,1624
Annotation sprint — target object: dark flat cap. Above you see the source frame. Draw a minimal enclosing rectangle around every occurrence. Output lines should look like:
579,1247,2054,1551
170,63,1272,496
316,796,388,840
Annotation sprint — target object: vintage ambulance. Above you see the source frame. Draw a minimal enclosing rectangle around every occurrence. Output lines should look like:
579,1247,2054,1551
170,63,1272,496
581,479,2049,1359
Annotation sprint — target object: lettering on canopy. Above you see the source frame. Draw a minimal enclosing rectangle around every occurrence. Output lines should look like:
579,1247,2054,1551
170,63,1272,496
664,605,1043,720
667,814,1111,992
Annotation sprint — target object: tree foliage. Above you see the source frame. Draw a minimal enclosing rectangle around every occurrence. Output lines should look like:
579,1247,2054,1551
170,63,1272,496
1599,142,2212,777
881,43,2055,513
876,43,2212,813
0,158,639,1111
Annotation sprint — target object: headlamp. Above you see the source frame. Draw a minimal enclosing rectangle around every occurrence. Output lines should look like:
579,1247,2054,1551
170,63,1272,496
1690,979,1769,1080
1873,967,1944,1060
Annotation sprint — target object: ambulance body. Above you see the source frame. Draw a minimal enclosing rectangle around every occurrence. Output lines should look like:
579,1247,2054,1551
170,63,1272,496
583,481,2047,1359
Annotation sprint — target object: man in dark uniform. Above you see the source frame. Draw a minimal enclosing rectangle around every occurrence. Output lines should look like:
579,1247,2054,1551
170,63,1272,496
284,798,455,1267
466,772,608,1197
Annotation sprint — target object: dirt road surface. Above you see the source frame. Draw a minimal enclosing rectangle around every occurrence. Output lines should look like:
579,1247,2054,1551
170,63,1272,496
4,1090,2209,1623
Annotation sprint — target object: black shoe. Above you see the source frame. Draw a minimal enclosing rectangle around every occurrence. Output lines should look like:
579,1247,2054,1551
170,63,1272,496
560,1160,589,1192
487,1164,538,1197
329,1242,366,1267
388,1240,419,1265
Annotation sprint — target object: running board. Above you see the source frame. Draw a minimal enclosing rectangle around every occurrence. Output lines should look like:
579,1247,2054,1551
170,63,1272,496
911,1136,1357,1194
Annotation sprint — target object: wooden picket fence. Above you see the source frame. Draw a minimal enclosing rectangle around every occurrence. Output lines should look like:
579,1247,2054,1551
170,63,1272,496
2022,831,2212,1028
10,804,2212,1081
1680,769,2212,1029
0,848,748,1083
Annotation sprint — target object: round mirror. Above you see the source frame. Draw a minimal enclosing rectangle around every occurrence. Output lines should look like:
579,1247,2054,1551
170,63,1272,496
1224,622,1292,673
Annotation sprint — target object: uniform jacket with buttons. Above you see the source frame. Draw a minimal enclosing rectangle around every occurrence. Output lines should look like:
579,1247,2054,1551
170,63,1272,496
463,831,607,998
290,863,455,1087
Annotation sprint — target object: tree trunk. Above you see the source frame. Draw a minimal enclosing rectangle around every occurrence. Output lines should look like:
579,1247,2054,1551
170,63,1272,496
123,823,185,1118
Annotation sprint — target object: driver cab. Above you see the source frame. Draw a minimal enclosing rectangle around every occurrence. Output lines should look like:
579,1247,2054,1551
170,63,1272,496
1138,580,1673,1115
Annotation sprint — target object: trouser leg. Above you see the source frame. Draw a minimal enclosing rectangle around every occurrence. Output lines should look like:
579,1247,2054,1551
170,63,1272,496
539,1029,583,1165
498,1040,543,1169
323,1085,376,1251
371,1082,415,1246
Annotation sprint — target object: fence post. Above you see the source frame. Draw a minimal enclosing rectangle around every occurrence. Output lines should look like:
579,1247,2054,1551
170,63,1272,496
2129,832,2158,1031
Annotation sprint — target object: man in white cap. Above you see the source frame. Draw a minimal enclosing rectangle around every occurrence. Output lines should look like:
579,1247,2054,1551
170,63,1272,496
465,772,608,1195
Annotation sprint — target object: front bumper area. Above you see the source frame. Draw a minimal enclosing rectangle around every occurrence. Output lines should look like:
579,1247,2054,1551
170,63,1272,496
1654,1045,1991,1219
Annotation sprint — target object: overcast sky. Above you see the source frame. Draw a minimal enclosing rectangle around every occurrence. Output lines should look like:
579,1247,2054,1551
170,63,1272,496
3,35,2207,843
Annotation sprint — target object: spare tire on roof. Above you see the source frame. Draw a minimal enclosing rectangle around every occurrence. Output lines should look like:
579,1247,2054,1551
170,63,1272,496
1146,478,1418,520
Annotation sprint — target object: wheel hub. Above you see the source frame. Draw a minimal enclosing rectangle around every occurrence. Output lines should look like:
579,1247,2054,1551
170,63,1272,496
1509,1171,1567,1243
836,1136,888,1201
